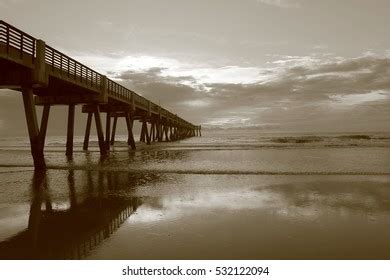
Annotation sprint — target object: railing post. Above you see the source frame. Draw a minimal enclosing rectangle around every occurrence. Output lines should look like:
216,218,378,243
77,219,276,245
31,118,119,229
131,93,135,111
32,39,48,86
100,75,108,103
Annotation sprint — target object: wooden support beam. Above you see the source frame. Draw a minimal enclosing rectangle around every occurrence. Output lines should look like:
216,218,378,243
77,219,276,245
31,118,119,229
39,105,50,148
151,121,155,142
105,112,111,151
155,120,160,141
83,112,92,150
146,122,151,145
158,123,163,142
155,121,159,142
171,127,175,141
177,128,181,140
172,127,177,141
140,121,146,143
110,115,118,146
125,113,136,150
66,104,75,157
22,87,46,168
164,125,169,142
93,105,106,155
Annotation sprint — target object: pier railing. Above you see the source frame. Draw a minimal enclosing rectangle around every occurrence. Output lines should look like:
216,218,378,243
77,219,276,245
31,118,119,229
45,45,102,91
0,19,36,63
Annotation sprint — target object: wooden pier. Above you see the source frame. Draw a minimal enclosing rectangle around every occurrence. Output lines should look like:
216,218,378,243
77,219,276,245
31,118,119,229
0,20,201,168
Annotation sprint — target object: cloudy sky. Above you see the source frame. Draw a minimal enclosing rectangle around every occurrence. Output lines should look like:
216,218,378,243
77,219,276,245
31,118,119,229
1,0,390,135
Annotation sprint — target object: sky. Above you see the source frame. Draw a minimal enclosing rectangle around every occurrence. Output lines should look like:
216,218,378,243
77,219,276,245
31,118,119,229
1,0,390,135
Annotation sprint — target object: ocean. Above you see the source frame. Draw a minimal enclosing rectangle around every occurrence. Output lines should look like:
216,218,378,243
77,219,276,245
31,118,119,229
0,130,390,259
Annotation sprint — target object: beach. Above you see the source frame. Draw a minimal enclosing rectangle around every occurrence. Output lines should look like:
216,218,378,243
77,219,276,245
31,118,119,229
0,130,390,259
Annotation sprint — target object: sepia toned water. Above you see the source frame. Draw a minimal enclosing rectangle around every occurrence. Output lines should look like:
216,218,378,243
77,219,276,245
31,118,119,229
0,130,390,259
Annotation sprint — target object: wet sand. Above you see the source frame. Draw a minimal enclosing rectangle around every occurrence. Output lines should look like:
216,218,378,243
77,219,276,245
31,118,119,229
0,132,390,259
0,166,390,259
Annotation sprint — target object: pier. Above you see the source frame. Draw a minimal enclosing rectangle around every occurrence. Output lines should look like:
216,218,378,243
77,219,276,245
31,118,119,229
0,20,201,168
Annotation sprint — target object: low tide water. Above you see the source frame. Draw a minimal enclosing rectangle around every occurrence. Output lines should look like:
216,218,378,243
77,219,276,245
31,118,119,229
0,130,390,259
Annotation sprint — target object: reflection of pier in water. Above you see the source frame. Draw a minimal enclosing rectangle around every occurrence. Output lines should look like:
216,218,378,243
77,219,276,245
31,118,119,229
0,168,145,259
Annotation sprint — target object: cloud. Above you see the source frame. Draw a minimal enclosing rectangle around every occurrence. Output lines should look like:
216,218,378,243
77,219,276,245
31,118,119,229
111,52,390,130
114,68,208,120
329,91,389,106
170,66,264,84
256,0,300,8
78,54,266,85
180,100,211,108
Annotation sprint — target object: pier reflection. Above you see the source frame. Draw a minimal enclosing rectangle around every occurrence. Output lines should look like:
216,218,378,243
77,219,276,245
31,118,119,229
0,167,146,259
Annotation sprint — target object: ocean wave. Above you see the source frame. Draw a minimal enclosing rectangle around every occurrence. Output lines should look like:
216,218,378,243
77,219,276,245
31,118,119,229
1,132,390,150
337,135,371,140
270,134,378,144
271,136,324,144
0,164,389,176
